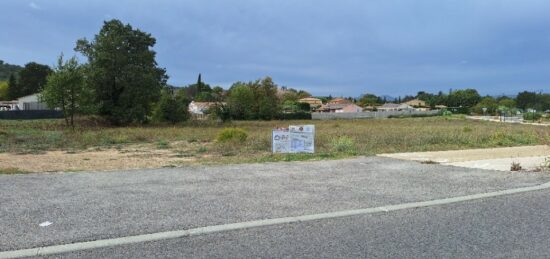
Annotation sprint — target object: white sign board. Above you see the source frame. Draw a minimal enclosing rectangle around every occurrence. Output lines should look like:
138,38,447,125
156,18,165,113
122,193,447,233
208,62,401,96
272,125,315,153
272,129,290,153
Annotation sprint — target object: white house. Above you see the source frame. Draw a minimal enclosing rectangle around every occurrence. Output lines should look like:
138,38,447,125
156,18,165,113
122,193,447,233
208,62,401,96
0,94,49,111
377,103,414,112
16,94,49,110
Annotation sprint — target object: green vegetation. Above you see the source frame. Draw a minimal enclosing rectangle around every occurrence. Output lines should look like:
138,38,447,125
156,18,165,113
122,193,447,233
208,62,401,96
216,127,248,143
0,167,29,174
523,112,542,121
1,117,547,164
41,55,91,128
0,60,22,81
75,19,168,125
0,81,7,101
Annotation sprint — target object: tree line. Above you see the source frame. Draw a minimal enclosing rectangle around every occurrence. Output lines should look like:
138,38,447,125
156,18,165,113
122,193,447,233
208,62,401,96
357,89,550,115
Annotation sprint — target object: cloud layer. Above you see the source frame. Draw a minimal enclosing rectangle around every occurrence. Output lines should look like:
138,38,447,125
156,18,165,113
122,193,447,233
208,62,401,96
1,0,550,96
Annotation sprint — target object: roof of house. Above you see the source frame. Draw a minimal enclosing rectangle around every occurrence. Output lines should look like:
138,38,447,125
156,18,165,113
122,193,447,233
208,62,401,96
379,103,401,108
328,98,352,104
404,99,427,106
299,97,321,101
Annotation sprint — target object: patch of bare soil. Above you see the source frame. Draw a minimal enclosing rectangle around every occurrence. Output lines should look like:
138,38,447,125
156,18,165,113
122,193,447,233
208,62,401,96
0,144,198,173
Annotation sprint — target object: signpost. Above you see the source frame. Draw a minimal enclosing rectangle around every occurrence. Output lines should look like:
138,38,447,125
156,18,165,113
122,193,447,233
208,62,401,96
272,125,315,153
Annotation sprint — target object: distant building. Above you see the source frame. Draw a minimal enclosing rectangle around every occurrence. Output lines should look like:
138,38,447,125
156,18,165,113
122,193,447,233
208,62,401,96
327,98,352,105
1,94,49,111
434,105,447,110
188,101,221,116
298,97,323,107
403,99,427,108
377,103,413,112
317,103,363,113
403,99,430,111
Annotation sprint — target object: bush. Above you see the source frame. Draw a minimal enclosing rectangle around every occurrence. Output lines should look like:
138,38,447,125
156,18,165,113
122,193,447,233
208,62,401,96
330,136,356,154
216,128,248,143
275,111,312,120
523,112,542,121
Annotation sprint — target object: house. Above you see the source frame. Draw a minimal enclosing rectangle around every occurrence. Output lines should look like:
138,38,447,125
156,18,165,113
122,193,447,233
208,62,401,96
188,101,219,115
434,105,447,110
17,94,49,110
317,103,363,113
1,94,49,111
404,99,427,108
298,97,323,107
377,103,413,112
328,98,352,105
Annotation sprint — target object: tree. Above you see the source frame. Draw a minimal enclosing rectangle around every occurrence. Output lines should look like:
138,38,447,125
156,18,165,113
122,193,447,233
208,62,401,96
227,82,255,119
446,88,481,108
254,77,280,120
0,60,23,81
357,93,381,107
0,81,8,101
152,88,189,124
497,98,516,110
472,96,498,115
18,62,52,97
7,73,19,100
75,19,168,125
40,55,91,128
515,91,539,110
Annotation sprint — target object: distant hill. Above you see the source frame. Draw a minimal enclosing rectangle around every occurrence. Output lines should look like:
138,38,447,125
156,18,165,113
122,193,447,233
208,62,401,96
0,60,23,81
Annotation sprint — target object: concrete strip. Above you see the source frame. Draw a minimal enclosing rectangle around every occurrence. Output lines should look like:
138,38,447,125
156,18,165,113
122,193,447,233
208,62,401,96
378,145,550,163
447,156,548,172
2,181,550,259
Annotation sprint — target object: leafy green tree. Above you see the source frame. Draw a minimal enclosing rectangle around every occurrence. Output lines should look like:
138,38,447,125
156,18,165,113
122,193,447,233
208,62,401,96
75,19,168,125
446,89,481,109
152,88,189,124
472,96,498,115
7,73,19,100
515,91,540,110
497,98,516,109
357,93,381,107
254,77,280,120
0,81,8,101
227,82,255,119
0,60,23,81
18,62,52,97
40,55,91,128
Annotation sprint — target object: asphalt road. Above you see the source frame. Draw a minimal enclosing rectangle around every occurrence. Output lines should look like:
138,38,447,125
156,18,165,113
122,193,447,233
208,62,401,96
1,156,549,258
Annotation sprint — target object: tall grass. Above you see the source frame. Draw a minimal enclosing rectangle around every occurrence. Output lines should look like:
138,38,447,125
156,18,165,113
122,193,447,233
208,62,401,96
1,117,548,161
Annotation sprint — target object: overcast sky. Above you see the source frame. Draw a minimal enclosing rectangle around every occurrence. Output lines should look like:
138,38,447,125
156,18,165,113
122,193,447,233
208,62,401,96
1,0,550,97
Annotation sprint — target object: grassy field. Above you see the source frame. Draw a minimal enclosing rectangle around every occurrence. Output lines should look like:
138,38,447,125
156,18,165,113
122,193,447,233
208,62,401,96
1,116,549,172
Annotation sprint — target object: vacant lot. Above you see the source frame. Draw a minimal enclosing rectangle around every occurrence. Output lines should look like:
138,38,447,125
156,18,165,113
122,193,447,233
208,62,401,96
1,116,549,172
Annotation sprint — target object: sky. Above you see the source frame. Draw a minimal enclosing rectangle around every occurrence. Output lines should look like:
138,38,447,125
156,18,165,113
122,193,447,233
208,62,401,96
1,0,550,97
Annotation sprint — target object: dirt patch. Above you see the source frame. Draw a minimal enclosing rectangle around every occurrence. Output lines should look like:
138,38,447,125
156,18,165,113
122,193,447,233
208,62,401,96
0,145,198,173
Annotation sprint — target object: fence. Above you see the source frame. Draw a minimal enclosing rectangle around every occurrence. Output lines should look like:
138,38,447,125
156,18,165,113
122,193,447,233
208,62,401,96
0,110,64,120
312,110,440,120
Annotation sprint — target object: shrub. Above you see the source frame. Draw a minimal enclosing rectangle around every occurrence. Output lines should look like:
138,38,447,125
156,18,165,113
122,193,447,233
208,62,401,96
523,112,542,121
216,128,248,143
275,111,312,120
330,136,356,153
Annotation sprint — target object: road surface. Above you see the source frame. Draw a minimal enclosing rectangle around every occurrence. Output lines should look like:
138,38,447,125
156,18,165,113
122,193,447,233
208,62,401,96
1,157,549,258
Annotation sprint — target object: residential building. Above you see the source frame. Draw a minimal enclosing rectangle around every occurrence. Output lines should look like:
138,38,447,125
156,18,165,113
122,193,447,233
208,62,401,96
328,98,352,105
298,97,323,107
317,103,363,113
377,103,413,111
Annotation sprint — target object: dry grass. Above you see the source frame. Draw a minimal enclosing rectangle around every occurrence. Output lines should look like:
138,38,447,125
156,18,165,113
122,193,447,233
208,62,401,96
1,116,549,172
